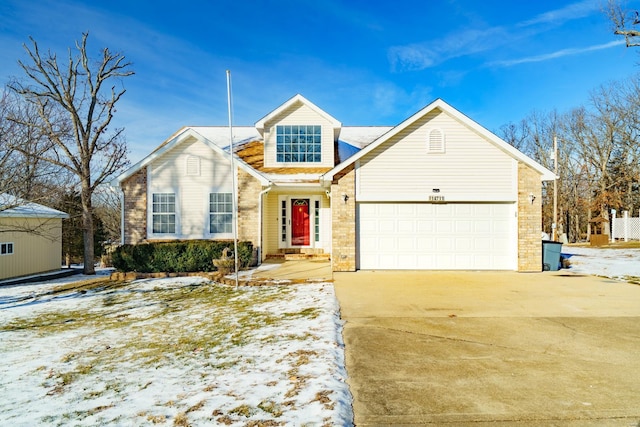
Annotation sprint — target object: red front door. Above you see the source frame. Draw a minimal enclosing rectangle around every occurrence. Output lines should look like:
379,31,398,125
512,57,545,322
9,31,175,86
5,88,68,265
291,199,310,246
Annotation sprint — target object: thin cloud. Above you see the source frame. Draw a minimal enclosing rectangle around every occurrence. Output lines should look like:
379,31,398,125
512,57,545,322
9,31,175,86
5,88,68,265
388,0,602,72
519,0,600,27
389,26,508,72
489,39,626,67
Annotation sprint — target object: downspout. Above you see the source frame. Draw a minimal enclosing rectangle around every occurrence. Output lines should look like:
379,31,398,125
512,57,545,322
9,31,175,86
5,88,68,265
257,185,272,265
119,187,125,245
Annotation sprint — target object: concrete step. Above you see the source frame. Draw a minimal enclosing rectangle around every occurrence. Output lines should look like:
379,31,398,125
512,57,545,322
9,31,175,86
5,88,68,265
266,253,331,261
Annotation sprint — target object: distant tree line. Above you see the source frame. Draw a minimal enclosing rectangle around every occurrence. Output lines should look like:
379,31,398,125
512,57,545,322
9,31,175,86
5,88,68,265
498,1,640,242
499,74,640,242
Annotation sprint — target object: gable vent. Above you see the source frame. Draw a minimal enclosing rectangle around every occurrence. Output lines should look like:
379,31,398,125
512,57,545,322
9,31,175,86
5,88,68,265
427,129,445,153
186,155,201,176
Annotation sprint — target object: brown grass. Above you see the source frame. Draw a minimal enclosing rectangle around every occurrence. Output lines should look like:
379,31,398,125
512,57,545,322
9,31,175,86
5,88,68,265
173,411,189,426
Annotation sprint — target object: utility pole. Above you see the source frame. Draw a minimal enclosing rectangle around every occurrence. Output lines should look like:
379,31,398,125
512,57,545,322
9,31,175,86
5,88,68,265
553,136,558,241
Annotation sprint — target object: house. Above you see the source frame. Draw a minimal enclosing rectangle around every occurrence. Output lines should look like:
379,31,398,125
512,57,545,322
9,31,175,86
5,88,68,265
0,194,69,281
113,95,555,272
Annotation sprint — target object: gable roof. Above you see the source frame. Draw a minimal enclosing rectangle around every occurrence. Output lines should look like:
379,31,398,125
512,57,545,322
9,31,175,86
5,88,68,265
254,94,342,134
114,124,390,188
0,193,68,219
112,127,271,186
322,98,556,183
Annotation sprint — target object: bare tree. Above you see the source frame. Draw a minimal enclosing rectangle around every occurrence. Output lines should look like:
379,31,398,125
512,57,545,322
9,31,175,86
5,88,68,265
0,91,16,195
1,89,69,202
8,33,134,274
607,0,640,47
498,119,530,152
93,184,121,245
559,77,640,238
500,108,596,241
2,92,55,239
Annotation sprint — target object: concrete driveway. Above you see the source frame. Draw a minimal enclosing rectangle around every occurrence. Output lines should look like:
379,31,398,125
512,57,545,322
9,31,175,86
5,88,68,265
333,271,640,426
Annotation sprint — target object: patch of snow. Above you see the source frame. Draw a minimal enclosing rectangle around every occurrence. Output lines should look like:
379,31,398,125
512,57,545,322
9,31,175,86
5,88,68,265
563,246,640,279
338,126,393,148
0,277,353,426
3,245,635,425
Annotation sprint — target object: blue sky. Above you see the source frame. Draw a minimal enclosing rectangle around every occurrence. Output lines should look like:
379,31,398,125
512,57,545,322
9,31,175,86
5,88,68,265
1,0,639,163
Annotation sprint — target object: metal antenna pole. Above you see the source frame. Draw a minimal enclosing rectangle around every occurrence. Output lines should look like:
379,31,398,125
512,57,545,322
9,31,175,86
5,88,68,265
226,70,239,288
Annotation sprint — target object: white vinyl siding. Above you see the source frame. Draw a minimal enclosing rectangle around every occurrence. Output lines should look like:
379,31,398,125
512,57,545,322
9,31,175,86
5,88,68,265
358,202,516,270
148,137,233,239
263,103,335,168
356,109,516,202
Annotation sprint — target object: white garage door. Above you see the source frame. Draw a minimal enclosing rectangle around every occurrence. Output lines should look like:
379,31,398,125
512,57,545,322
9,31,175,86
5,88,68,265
357,203,516,270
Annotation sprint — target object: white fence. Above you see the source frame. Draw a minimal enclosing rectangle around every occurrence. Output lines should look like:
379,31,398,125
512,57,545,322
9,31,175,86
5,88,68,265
611,210,640,241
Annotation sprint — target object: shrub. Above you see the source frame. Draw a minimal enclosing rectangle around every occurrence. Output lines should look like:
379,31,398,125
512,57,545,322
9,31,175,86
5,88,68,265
111,240,253,273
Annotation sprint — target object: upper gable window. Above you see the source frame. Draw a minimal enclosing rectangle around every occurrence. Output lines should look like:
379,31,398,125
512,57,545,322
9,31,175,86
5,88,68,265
427,128,445,153
276,125,321,163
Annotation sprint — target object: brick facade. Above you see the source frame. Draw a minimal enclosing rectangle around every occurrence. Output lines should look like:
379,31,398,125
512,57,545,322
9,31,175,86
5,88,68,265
331,165,356,271
237,169,262,259
121,167,147,244
517,162,543,272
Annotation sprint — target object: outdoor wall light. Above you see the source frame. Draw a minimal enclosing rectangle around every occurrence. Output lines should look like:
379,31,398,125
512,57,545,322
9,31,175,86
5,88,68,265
529,193,536,204
342,193,349,203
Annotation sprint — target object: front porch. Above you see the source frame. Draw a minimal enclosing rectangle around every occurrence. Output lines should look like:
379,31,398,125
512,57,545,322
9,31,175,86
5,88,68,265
261,191,332,262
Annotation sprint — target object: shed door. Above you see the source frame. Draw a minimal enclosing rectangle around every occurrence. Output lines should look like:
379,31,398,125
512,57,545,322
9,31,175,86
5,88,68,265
357,203,516,270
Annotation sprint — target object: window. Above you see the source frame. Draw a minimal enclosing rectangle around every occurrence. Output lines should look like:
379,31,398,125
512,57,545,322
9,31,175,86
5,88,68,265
276,125,322,163
281,200,287,242
427,128,445,153
209,193,233,234
152,193,176,234
314,200,320,242
0,242,14,255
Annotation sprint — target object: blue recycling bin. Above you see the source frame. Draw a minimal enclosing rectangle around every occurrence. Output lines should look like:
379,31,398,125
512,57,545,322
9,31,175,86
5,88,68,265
542,240,562,271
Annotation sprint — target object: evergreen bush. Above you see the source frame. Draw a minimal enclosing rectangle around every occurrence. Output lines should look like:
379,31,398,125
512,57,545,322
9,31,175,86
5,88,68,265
112,240,253,273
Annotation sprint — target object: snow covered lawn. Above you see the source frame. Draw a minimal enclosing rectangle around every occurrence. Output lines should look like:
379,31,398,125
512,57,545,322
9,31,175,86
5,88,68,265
0,276,352,426
1,245,638,426
563,245,640,280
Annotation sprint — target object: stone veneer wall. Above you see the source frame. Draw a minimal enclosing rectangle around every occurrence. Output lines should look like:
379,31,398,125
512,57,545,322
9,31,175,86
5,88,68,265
121,168,147,244
331,165,356,271
237,169,262,262
518,162,543,272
